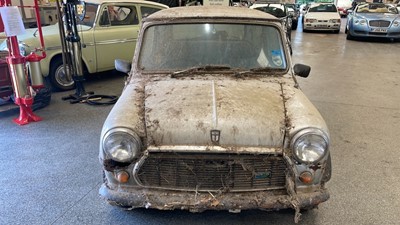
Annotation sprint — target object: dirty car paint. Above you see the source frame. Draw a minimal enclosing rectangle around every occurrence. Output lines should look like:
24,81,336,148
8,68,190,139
99,6,331,224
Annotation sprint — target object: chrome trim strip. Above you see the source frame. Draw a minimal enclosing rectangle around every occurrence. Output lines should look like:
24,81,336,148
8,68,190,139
211,80,218,128
95,39,136,45
45,46,63,51
44,39,135,51
146,145,282,154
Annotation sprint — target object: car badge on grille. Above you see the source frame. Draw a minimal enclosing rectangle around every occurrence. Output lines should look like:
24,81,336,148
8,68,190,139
210,129,221,144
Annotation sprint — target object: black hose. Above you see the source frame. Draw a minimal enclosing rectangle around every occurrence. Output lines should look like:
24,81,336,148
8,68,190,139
84,94,118,106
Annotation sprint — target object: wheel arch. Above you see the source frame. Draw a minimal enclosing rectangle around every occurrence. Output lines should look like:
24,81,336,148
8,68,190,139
47,52,90,76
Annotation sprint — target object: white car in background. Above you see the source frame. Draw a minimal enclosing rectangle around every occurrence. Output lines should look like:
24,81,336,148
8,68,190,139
303,3,341,33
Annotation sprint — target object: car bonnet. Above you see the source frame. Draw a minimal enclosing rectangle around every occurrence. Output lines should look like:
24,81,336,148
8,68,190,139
144,79,286,148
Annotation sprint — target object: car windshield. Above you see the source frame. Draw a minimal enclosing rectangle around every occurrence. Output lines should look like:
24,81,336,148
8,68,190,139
356,3,398,14
253,5,287,18
77,3,99,28
138,23,287,72
309,4,338,12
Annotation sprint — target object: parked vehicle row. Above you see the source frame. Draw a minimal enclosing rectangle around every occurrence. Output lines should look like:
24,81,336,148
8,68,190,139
2,0,399,98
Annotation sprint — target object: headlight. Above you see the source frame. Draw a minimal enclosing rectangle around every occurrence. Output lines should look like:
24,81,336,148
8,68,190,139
305,18,316,23
291,128,329,164
355,19,367,26
393,21,400,27
103,128,141,162
330,19,341,23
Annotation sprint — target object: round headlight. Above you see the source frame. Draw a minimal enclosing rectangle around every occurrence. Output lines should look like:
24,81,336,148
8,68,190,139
291,128,329,164
393,21,400,27
103,128,141,162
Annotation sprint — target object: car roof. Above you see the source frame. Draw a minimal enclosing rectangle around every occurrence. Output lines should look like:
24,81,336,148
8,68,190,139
250,3,285,8
145,6,279,21
85,0,168,8
310,2,336,6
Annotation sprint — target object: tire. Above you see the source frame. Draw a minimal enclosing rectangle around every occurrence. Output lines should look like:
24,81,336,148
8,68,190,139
49,56,75,91
346,31,354,40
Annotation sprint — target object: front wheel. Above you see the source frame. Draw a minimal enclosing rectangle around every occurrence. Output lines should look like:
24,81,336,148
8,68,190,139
49,57,75,91
346,31,354,40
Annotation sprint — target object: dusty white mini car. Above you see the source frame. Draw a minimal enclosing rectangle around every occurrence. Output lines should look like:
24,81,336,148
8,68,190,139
99,6,331,222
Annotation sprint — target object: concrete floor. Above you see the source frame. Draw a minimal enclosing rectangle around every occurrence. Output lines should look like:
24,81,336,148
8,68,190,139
1,19,400,225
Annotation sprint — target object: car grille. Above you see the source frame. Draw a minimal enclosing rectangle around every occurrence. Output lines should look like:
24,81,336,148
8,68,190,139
369,20,390,27
136,152,287,192
318,20,328,22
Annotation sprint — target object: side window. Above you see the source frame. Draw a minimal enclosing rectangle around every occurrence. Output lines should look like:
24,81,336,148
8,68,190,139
140,6,162,19
99,5,138,26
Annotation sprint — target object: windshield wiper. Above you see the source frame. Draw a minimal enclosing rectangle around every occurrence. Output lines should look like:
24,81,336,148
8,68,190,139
249,67,285,72
170,65,231,78
234,67,285,77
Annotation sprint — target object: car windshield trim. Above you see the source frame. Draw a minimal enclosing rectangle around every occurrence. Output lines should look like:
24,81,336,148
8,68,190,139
138,23,288,73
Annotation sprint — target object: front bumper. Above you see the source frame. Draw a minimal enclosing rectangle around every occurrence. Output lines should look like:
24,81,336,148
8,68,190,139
304,22,340,31
349,28,400,39
99,183,329,212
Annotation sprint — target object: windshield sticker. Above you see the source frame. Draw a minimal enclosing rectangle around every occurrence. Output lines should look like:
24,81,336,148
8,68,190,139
257,48,269,67
271,50,283,67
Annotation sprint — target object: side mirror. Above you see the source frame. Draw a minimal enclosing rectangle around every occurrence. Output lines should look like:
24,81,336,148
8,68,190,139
76,1,86,21
347,9,353,14
115,59,131,74
293,64,311,78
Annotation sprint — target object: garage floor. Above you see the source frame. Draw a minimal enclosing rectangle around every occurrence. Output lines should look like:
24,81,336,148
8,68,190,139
1,18,400,225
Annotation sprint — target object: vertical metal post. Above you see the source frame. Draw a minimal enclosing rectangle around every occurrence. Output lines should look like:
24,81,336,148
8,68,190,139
0,0,46,125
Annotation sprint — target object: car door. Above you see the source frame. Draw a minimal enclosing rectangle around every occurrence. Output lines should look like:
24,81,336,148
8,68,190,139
93,3,140,72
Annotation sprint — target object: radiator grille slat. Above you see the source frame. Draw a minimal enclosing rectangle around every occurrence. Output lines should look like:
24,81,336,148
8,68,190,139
369,20,390,27
136,153,287,191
